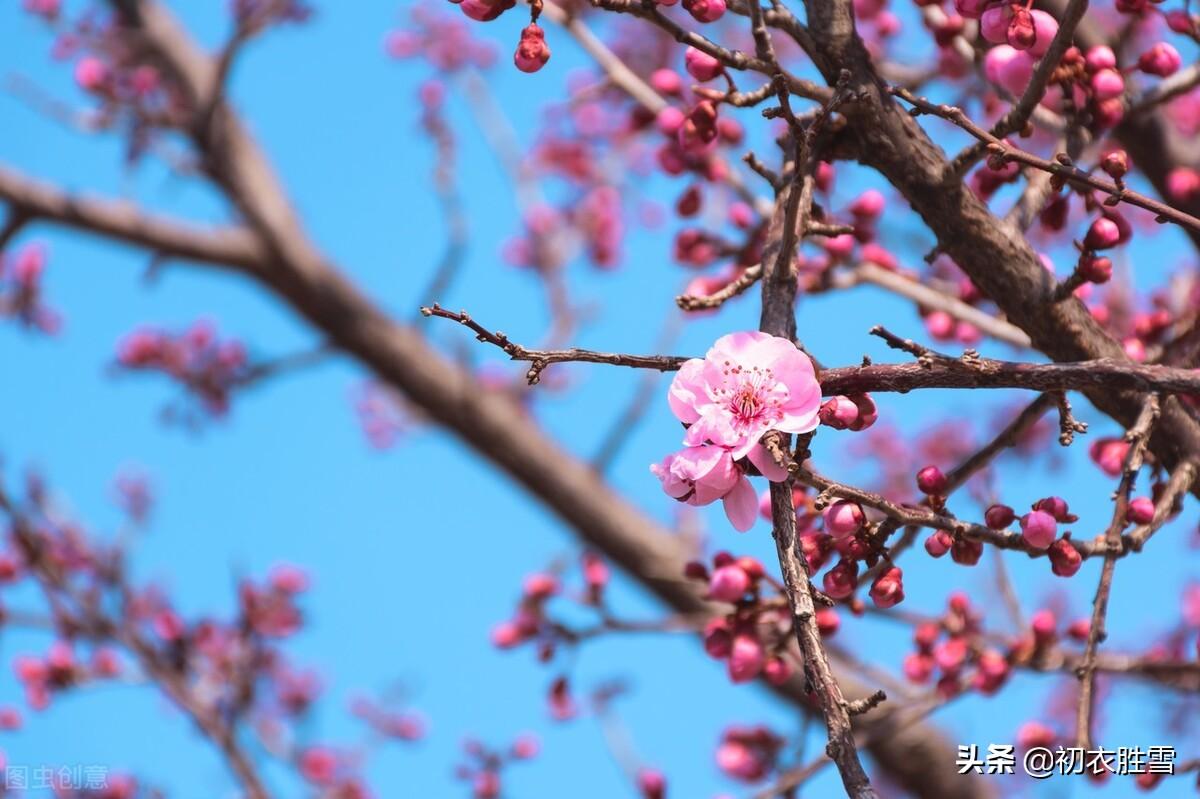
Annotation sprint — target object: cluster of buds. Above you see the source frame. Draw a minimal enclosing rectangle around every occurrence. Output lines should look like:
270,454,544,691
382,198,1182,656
385,5,496,72
453,733,540,798
115,320,251,418
237,564,309,638
901,593,1011,696
0,242,60,334
490,553,611,658
14,641,122,711
715,725,785,782
803,498,907,609
687,553,798,684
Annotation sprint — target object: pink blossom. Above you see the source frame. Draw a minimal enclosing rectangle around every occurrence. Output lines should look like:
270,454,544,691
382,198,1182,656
869,566,905,608
1019,510,1057,549
650,446,758,531
708,563,750,602
727,633,765,682
668,332,820,459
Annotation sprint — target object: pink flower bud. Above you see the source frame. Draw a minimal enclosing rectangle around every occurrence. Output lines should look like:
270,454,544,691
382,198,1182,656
903,652,935,683
820,395,860,429
924,530,953,557
1027,10,1058,57
924,309,955,340
984,503,1015,529
684,47,723,81
1100,150,1129,180
728,633,765,683
1006,7,1037,51
860,243,897,270
708,564,751,602
491,621,524,649
1079,255,1112,284
822,559,858,599
823,233,856,259
1030,609,1056,643
650,69,683,96
523,573,559,600
683,0,726,22
981,5,1009,43
513,24,550,74
934,636,968,673
984,45,1035,97
1085,45,1117,72
1126,496,1155,525
763,656,793,685
1137,42,1182,77
1067,618,1090,640
704,618,732,658
1166,10,1197,35
849,189,886,218
951,536,983,565
74,56,109,92
868,566,905,608
1083,217,1120,250
1032,496,1075,523
916,465,948,495
1090,437,1130,476
915,622,940,650
637,768,666,799
823,501,864,538
816,607,840,637
1020,510,1057,549
1047,537,1082,577
955,0,989,20
1017,721,1056,750
1090,68,1125,101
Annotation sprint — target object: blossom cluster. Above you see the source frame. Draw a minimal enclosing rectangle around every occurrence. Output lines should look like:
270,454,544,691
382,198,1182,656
652,332,821,531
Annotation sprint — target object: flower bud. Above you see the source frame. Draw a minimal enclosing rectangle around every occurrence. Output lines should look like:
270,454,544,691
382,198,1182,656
1030,609,1056,644
924,530,953,557
951,536,983,565
728,633,765,683
1126,496,1155,525
1047,537,1082,577
903,652,935,683
708,564,751,602
637,768,666,799
684,46,723,81
816,607,840,637
763,656,793,685
513,24,550,74
869,566,905,608
682,0,726,22
1079,255,1112,284
1090,68,1125,101
822,559,858,599
1100,150,1128,180
1083,217,1120,250
849,189,886,218
823,501,864,538
985,503,1016,529
916,465,948,495
703,618,733,658
1137,42,1182,77
1020,510,1057,549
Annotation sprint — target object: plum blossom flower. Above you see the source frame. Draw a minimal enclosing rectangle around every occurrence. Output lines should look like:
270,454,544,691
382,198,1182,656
668,331,820,459
650,446,759,531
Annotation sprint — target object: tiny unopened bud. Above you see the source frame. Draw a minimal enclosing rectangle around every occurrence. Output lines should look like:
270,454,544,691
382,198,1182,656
1047,537,1082,577
1079,254,1112,284
1083,217,1121,250
984,503,1016,529
823,501,864,539
924,530,953,558
950,536,983,566
1126,496,1155,525
708,564,751,602
822,558,858,599
1100,150,1129,180
1020,510,1057,549
1137,42,1182,77
728,633,765,683
916,465,948,495
684,46,723,81
763,656,793,685
869,566,905,608
513,24,550,74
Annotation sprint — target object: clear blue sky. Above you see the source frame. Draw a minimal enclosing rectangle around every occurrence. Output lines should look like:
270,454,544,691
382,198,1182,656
0,2,1196,797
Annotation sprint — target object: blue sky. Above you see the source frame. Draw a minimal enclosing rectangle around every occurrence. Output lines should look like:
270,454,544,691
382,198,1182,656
0,1,1198,797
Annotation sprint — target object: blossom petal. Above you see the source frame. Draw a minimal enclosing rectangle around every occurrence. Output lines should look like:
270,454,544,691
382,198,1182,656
722,475,758,532
747,444,789,482
667,358,707,423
